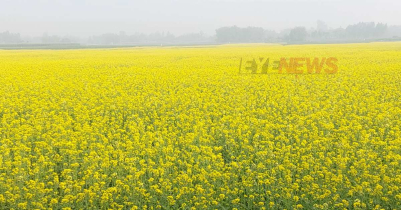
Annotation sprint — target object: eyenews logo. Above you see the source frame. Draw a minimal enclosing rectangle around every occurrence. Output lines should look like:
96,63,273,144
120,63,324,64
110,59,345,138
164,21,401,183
239,57,338,74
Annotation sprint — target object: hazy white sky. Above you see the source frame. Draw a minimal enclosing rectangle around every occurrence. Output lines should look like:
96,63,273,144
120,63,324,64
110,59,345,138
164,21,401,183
0,0,400,37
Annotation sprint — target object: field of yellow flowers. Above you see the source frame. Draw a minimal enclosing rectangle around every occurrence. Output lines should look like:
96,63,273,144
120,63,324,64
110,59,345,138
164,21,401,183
1,42,401,210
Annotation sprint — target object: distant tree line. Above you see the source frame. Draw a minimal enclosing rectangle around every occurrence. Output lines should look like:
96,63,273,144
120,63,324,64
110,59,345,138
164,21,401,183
216,22,399,43
1,21,401,45
0,31,214,45
0,31,23,43
39,33,78,44
0,31,81,44
87,31,213,45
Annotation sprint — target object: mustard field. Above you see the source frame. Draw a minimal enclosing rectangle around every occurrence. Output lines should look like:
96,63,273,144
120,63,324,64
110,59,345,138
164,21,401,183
1,42,401,209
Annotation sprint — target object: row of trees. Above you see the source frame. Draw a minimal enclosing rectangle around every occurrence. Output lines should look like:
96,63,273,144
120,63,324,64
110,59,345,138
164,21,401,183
0,31,213,45
0,32,80,44
2,21,401,44
0,31,23,43
216,22,395,43
88,31,213,45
